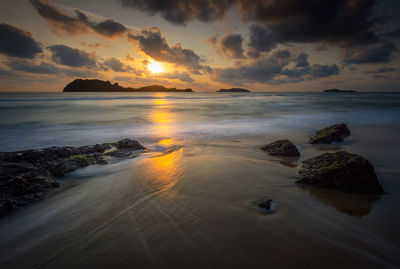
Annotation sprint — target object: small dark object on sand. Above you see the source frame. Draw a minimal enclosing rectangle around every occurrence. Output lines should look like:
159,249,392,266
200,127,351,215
259,199,273,210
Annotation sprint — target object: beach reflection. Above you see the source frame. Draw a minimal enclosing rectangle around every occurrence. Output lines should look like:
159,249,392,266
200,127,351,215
299,185,380,217
144,96,183,196
150,94,175,136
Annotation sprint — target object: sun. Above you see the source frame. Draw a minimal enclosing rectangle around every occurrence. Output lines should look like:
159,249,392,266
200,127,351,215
148,59,164,74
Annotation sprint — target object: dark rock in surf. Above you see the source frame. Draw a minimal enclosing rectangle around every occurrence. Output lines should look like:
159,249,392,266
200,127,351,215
296,151,384,194
261,140,300,156
117,138,145,150
309,123,350,144
0,139,145,216
0,161,58,216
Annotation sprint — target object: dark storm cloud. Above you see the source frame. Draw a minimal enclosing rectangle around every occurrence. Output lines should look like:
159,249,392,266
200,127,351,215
128,27,209,73
364,67,397,74
281,63,339,79
74,10,127,37
29,0,86,35
47,45,97,67
220,33,244,59
155,71,194,83
214,54,288,84
341,40,398,64
117,0,386,47
247,24,277,57
243,0,398,64
0,66,13,76
0,23,42,58
309,64,340,77
239,0,382,46
103,58,135,73
214,51,339,84
4,58,99,77
384,29,400,38
117,0,236,25
294,53,309,68
275,50,291,59
9,59,58,74
30,0,127,37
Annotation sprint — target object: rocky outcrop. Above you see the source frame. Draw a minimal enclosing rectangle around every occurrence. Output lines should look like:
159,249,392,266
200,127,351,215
0,139,145,216
261,140,300,156
309,123,351,144
296,151,384,194
0,162,58,216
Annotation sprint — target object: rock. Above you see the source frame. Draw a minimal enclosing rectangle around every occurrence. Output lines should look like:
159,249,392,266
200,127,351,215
0,139,144,178
117,138,146,150
48,155,97,178
296,151,384,194
0,139,145,216
261,140,300,156
309,123,351,144
0,161,59,216
259,199,273,210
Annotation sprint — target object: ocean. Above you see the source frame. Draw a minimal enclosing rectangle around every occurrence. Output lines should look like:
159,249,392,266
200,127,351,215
1,92,400,268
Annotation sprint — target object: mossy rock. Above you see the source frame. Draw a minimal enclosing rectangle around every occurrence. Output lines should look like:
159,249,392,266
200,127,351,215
309,123,350,144
0,161,59,216
296,151,384,194
261,140,300,156
67,154,96,163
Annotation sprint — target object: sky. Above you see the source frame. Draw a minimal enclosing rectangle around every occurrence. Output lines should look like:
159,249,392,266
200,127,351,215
0,0,400,92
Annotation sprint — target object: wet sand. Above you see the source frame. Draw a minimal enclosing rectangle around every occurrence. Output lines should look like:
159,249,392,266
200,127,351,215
1,123,400,268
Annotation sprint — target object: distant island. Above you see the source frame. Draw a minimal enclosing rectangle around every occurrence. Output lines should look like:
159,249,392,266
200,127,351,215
63,79,193,92
217,88,250,92
323,89,357,93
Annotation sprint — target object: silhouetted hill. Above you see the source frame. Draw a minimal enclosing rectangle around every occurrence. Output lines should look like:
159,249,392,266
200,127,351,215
63,79,193,92
217,88,250,92
323,89,356,93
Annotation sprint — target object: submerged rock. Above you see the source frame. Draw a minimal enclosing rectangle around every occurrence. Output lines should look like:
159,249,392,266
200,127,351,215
0,161,59,216
0,139,145,216
261,140,300,156
309,123,351,144
296,151,384,194
259,199,273,210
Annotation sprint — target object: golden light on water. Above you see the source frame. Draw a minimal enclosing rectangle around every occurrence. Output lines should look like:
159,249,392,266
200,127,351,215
141,97,182,197
148,59,164,74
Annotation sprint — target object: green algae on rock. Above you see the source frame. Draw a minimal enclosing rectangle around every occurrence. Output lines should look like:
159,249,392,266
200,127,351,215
309,123,351,144
0,139,145,216
261,139,300,156
296,151,384,194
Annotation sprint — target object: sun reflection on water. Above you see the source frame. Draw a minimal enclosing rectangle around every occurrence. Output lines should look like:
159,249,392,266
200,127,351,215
143,96,183,196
